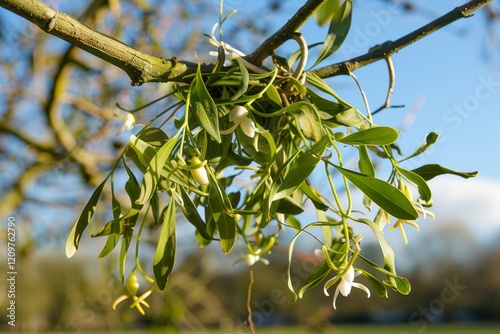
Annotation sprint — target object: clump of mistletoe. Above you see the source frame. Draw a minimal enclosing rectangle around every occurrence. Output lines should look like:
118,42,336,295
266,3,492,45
65,0,479,320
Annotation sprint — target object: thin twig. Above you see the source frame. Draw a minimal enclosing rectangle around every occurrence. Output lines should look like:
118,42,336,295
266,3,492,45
246,267,256,334
312,0,493,79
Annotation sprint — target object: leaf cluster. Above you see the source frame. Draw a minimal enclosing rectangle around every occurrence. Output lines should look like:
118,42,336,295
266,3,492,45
65,1,478,312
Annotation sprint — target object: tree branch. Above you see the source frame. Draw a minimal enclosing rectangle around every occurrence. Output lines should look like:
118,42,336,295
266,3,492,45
312,0,493,79
245,0,326,66
0,0,195,85
0,0,492,85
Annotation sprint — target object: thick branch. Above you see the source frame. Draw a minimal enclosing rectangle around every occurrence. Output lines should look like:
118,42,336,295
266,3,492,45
245,0,326,66
312,0,493,78
0,0,194,85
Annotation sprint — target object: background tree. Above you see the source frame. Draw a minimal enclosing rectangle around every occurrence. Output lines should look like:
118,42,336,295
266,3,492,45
1,0,498,332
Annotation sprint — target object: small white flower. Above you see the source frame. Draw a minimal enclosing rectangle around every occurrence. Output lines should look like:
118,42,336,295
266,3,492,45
324,266,371,309
234,249,270,267
220,106,266,138
208,23,266,74
116,113,136,135
208,23,245,60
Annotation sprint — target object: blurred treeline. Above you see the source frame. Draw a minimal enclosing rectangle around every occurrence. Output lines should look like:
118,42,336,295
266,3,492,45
1,226,499,333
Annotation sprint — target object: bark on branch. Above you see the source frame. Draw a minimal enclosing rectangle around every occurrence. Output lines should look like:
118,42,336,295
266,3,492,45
245,0,327,66
0,0,493,84
312,0,493,78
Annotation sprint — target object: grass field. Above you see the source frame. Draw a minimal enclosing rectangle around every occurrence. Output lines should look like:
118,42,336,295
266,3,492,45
3,324,498,333
207,323,498,334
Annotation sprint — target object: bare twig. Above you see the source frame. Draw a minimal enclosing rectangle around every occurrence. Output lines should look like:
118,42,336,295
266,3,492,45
312,0,493,78
246,268,256,334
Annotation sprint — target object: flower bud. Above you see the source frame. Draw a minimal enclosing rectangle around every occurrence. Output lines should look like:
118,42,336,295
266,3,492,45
126,272,140,296
190,156,209,185
243,254,259,267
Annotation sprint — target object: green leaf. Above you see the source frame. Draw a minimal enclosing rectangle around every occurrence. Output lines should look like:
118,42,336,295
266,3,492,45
230,58,249,101
137,127,169,147
276,196,305,215
151,192,161,226
136,135,178,205
273,136,330,201
411,164,479,181
330,107,364,128
358,219,396,273
358,146,375,177
387,276,411,295
360,269,388,298
154,197,177,290
208,173,236,253
306,72,346,103
305,83,364,128
399,168,432,202
91,219,125,238
265,84,283,107
298,262,332,300
297,241,345,299
211,46,226,77
122,161,143,218
400,132,439,162
315,0,340,26
335,166,418,220
307,88,345,116
286,215,302,230
97,220,121,258
287,223,326,302
284,101,324,142
313,0,352,67
191,64,221,143
358,146,375,210
178,186,213,240
234,125,274,166
338,126,399,146
111,192,121,220
119,228,133,282
65,179,107,258
127,134,159,170
286,221,343,301
299,182,329,211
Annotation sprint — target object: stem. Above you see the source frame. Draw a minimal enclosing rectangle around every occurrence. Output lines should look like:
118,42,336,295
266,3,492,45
349,72,372,123
291,32,309,82
245,0,327,65
284,32,309,94
312,0,493,78
246,267,256,334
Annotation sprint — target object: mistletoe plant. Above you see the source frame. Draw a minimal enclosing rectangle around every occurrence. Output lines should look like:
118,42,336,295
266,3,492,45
62,0,480,317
